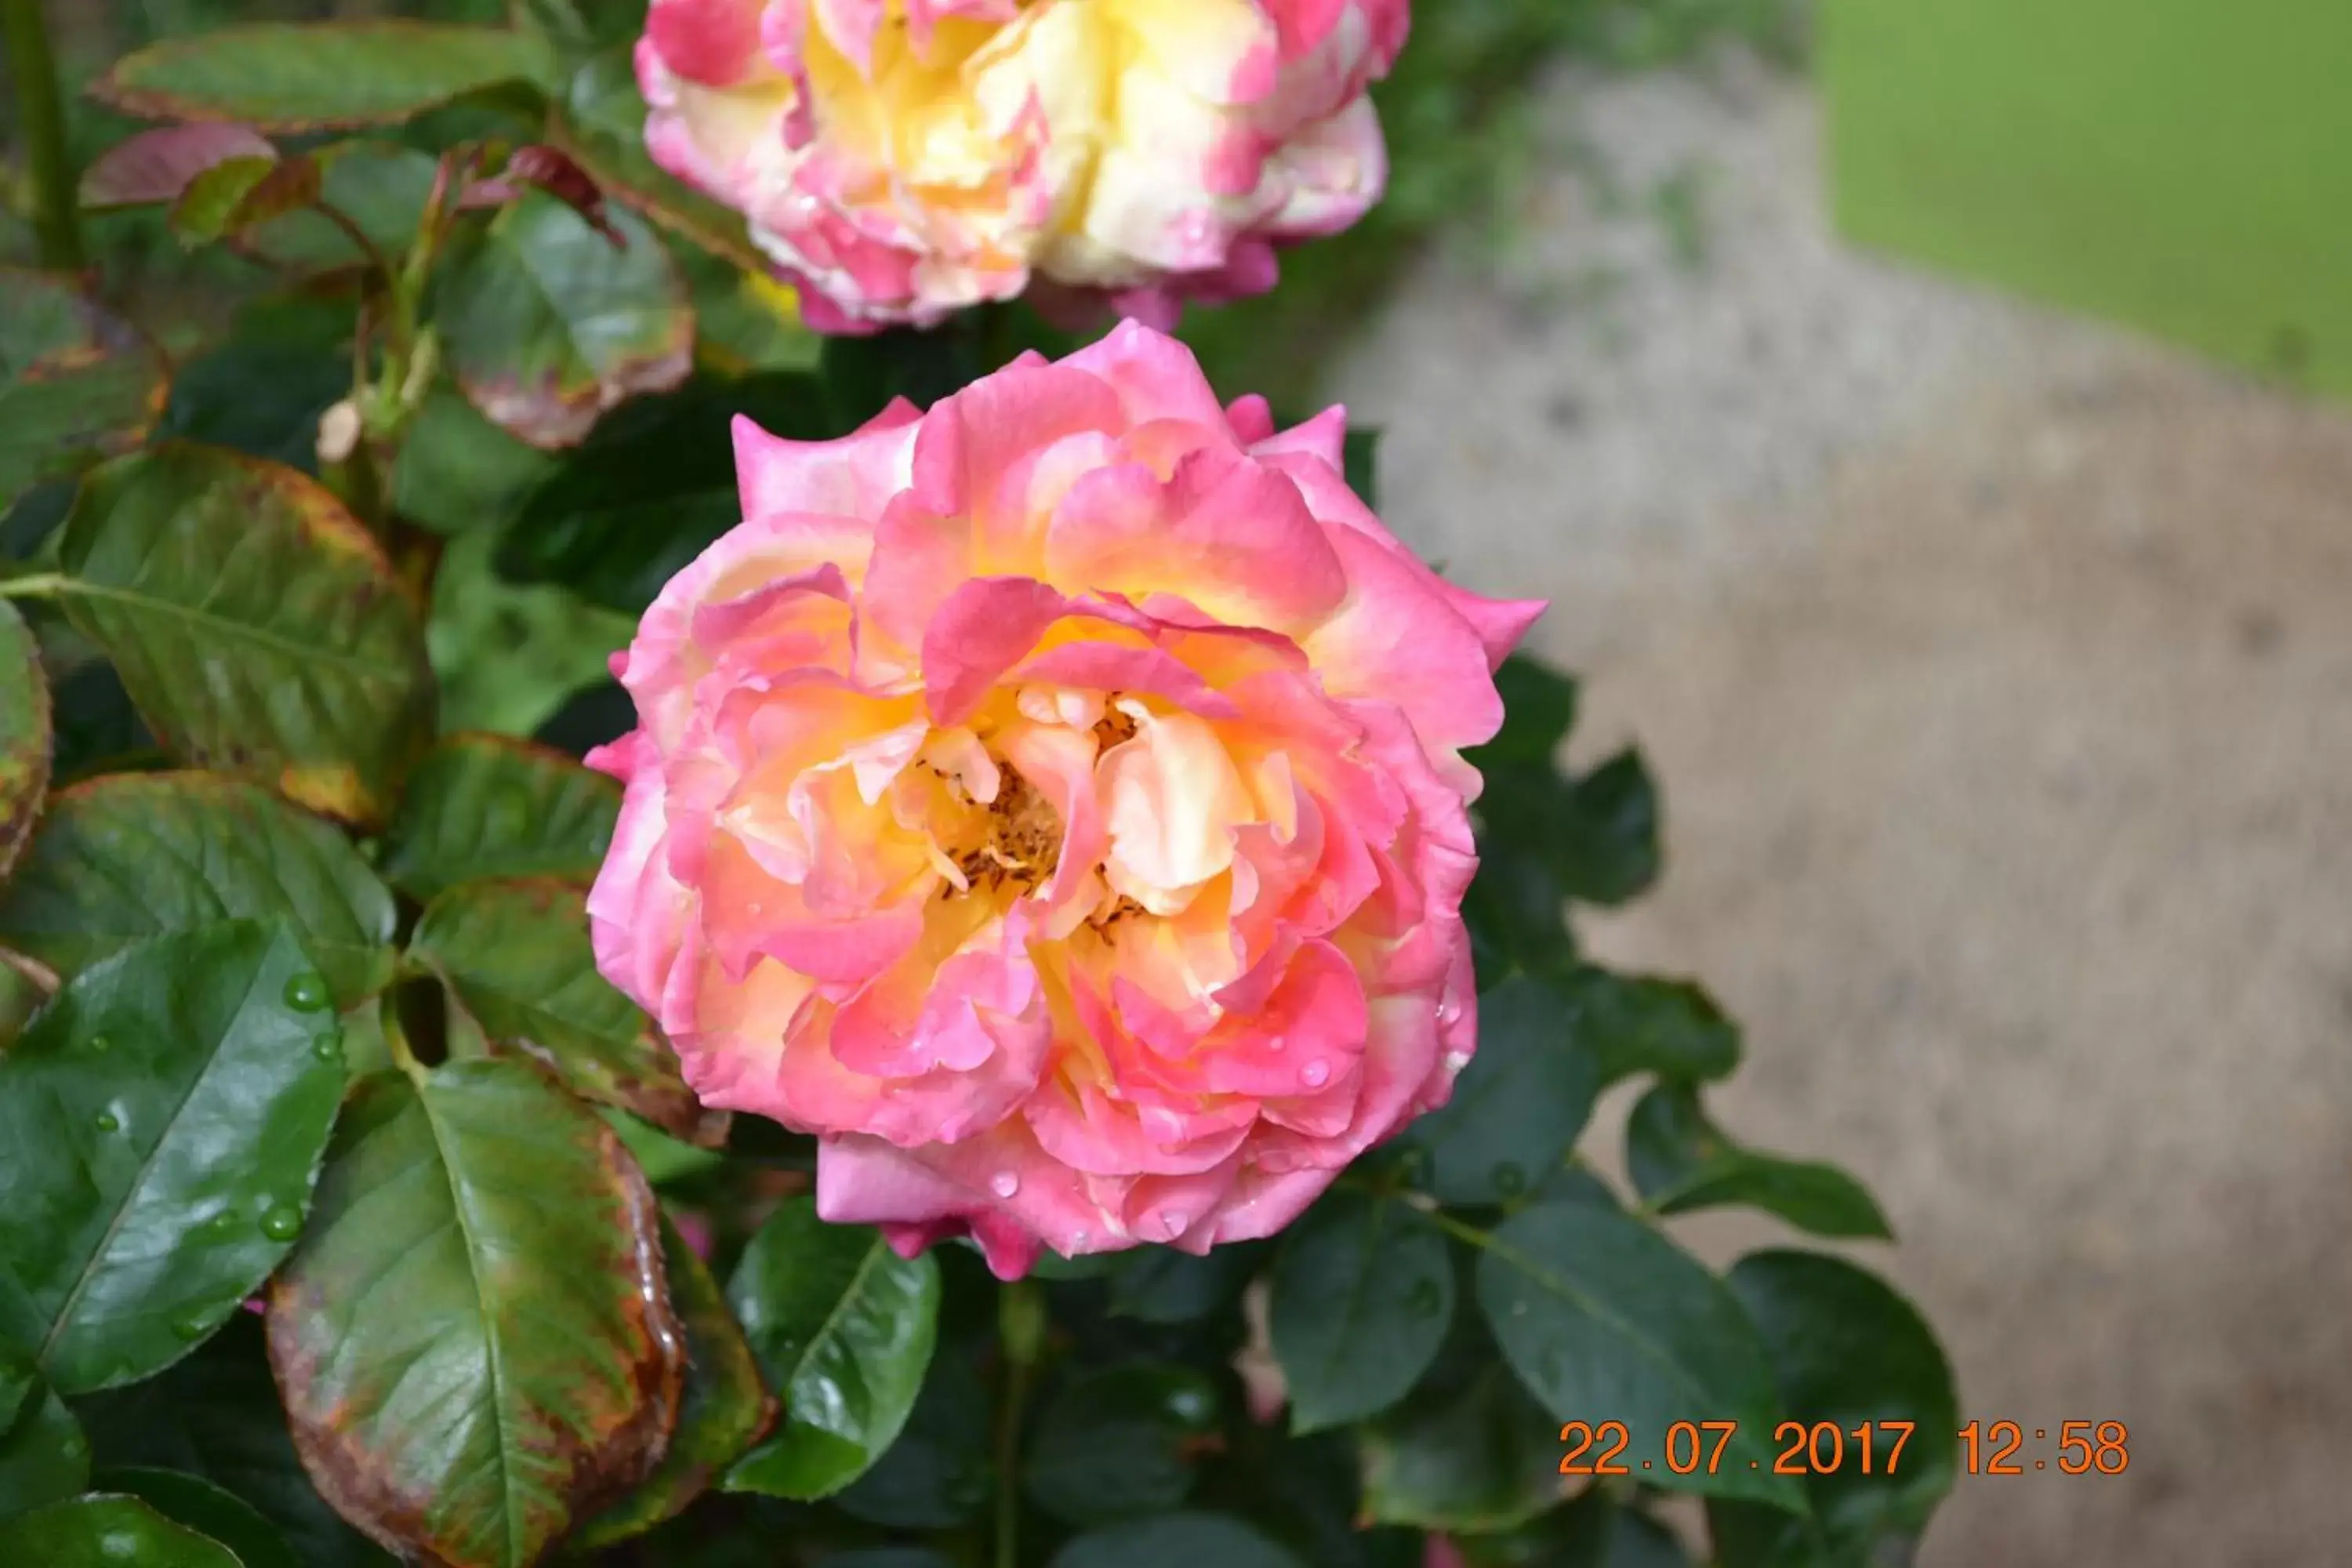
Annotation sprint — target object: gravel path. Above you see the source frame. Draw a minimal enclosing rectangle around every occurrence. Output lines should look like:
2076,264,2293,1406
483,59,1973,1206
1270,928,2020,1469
1329,49,2352,1567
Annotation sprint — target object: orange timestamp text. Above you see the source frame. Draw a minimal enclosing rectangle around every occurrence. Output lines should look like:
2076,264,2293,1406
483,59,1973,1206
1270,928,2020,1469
1558,1419,2129,1478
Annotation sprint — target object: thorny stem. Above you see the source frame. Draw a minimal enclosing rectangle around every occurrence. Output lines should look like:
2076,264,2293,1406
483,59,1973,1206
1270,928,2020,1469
2,0,85,270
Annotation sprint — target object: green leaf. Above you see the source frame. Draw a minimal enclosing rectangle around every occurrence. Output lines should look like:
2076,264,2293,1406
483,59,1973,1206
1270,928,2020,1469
241,143,441,271
170,155,322,247
427,528,633,737
574,1213,776,1548
95,1468,300,1568
1474,656,1580,768
0,271,165,513
0,1345,26,1434
1341,428,1381,509
724,1199,941,1501
53,445,436,826
550,49,768,274
390,386,557,536
1022,1363,1220,1526
1563,967,1741,1085
494,371,830,613
0,772,398,1009
1358,1364,1561,1534
0,601,49,883
1456,1489,1694,1568
1474,1202,1799,1510
1475,746,1661,909
74,1315,390,1568
267,1058,685,1568
0,1494,242,1565
1269,1192,1452,1432
601,1109,724,1185
156,294,354,476
379,733,619,901
0,1386,91,1516
1103,1243,1261,1325
1403,975,1602,1204
0,923,346,1395
434,192,692,448
833,1338,990,1530
1708,1252,1959,1568
1628,1086,1891,1240
410,877,724,1146
93,24,554,131
1049,1512,1306,1568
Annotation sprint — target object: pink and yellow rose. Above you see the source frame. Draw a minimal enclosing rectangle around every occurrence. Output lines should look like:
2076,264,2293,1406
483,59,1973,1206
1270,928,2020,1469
586,322,1541,1276
636,0,1409,332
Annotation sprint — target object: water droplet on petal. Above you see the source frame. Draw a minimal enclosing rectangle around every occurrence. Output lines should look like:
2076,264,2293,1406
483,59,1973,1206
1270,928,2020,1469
1266,1034,1287,1053
87,1034,111,1053
990,1171,1020,1199
171,1312,212,1342
1070,1228,1090,1247
1443,1049,1472,1075
1301,1058,1331,1089
1491,1162,1526,1196
260,1204,303,1242
282,972,332,1013
93,1111,119,1133
1406,1279,1443,1317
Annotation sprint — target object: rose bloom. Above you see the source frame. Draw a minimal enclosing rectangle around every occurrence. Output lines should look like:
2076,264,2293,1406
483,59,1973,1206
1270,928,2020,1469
586,323,1541,1276
635,0,1408,332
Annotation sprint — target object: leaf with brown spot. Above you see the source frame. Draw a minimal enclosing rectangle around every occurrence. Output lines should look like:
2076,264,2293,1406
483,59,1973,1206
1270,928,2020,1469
574,1211,775,1548
0,601,50,885
51,444,434,825
434,190,692,448
80,123,278,209
0,270,166,512
378,733,619,902
410,877,727,1148
268,1058,686,1568
91,23,554,132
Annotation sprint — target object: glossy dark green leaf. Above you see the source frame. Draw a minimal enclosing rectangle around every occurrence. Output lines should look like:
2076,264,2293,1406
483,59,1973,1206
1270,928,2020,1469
1708,1252,1959,1568
1405,975,1602,1204
156,295,354,476
434,192,691,448
0,600,49,882
241,142,441,271
1023,1363,1219,1526
1563,967,1741,1085
93,24,554,130
1628,1085,1891,1240
724,1198,940,1501
1104,1243,1262,1325
389,387,556,536
0,773,397,1008
1475,746,1660,911
0,1494,242,1564
0,1345,28,1434
74,1314,390,1568
1475,1202,1798,1510
428,529,635,737
833,1338,990,1530
1342,428,1381,509
1049,1512,1305,1568
1269,1192,1452,1432
0,271,165,512
410,877,724,1145
96,1468,301,1568
53,445,435,825
267,1058,685,1568
1358,1364,1561,1533
379,734,619,900
0,923,345,1395
494,371,830,613
575,1213,775,1547
0,1386,91,1516
550,49,767,274
1461,841,1575,987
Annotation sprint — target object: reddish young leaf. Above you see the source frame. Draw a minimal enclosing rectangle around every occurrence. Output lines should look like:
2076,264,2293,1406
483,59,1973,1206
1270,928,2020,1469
80,123,277,209
463,144,619,246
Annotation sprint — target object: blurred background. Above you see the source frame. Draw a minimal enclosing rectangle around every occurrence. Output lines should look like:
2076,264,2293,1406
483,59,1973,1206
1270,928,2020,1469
6,2,2348,1563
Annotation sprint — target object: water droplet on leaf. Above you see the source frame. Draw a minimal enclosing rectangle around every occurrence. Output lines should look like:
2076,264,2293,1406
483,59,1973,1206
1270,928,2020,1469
205,1210,242,1237
260,1204,303,1242
1491,1162,1526,1196
93,1111,119,1133
87,1034,111,1053
311,1033,341,1062
171,1312,212,1342
990,1171,1020,1198
282,972,332,1013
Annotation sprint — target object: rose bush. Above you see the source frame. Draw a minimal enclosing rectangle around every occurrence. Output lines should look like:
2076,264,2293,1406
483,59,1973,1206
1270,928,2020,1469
637,0,1408,330
587,320,1541,1276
